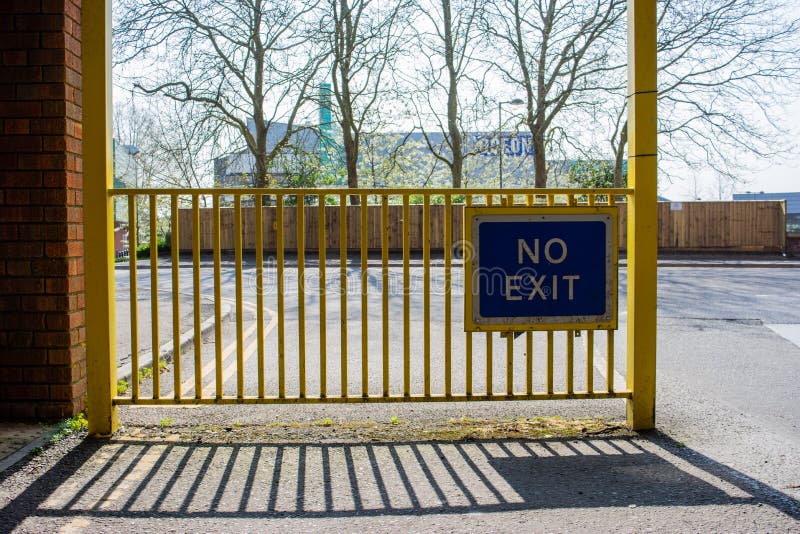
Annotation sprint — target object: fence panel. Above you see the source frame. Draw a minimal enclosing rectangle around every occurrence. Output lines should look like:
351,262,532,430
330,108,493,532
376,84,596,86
179,200,785,254
118,188,633,406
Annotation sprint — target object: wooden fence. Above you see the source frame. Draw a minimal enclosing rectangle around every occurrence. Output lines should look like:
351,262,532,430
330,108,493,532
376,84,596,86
177,200,786,254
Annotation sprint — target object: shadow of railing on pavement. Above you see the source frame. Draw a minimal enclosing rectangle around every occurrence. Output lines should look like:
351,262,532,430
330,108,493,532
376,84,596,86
0,433,797,529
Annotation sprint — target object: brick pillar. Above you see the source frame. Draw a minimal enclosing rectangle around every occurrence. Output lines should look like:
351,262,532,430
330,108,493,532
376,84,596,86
0,1,85,419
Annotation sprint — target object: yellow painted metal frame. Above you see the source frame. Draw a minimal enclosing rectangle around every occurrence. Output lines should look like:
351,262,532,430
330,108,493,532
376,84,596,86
84,0,117,436
463,206,619,332
85,0,656,434
627,0,658,430
107,187,633,197
107,189,633,407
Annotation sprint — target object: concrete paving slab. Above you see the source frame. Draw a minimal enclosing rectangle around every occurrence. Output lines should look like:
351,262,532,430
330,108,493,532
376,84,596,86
0,424,53,474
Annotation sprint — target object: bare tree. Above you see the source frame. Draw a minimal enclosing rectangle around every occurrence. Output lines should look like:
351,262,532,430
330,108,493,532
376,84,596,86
114,0,325,188
405,0,489,188
321,0,411,202
484,0,625,187
149,101,221,193
589,0,800,188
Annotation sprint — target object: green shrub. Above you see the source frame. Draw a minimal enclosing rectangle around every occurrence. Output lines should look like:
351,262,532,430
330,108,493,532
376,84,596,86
135,237,169,259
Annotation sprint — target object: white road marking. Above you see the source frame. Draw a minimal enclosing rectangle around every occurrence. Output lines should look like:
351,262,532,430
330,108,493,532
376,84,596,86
576,330,627,391
766,324,800,349
163,297,277,398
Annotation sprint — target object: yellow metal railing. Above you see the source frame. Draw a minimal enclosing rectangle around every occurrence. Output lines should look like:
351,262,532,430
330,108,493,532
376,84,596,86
109,188,632,405
86,0,656,435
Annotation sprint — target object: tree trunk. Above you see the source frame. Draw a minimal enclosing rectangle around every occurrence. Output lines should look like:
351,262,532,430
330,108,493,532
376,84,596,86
532,131,547,187
443,0,462,188
613,120,627,188
343,127,359,205
254,153,269,188
447,85,463,187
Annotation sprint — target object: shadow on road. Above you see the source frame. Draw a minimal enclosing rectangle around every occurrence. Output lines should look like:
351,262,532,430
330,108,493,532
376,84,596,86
1,433,798,528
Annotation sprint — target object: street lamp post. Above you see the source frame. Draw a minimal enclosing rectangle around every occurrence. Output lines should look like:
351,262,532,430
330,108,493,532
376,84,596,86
498,98,525,188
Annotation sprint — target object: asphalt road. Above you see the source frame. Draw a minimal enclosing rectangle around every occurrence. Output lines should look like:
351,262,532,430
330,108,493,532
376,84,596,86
115,262,800,444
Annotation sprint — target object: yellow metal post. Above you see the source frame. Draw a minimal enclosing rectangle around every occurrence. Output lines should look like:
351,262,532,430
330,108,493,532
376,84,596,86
443,195,452,397
525,332,533,395
170,195,181,400
402,195,410,396
626,0,658,430
85,0,118,436
195,196,204,398
546,331,554,394
566,330,574,395
149,195,160,398
465,195,472,397
586,330,594,394
339,194,348,397
234,195,244,398
360,194,368,396
423,195,431,396
485,333,492,396
318,195,327,397
381,195,390,397
128,197,139,401
255,194,265,398
277,195,286,398
298,195,306,397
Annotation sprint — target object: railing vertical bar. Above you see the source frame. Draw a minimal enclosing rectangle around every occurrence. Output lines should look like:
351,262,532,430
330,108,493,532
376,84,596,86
381,194,390,397
194,195,203,399
211,196,221,399
255,194,265,398
586,330,594,394
506,193,513,206
546,331,554,394
444,195,452,397
566,330,574,395
339,194,348,398
588,194,596,207
547,194,555,207
423,194,431,396
465,332,473,397
149,194,160,399
607,329,615,393
402,195,410,396
128,195,139,400
465,195,472,397
486,194,493,206
170,194,181,400
360,194,368,397
297,195,306,398
276,194,286,399
506,333,513,396
525,332,533,395
234,194,244,399
485,333,493,396
527,194,534,206
318,194,327,397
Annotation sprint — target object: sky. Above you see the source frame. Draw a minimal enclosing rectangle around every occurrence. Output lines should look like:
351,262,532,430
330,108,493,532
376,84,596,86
111,0,800,201
659,97,800,201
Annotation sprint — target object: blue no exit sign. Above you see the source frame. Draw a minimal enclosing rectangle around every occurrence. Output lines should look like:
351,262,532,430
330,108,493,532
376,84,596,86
463,206,618,331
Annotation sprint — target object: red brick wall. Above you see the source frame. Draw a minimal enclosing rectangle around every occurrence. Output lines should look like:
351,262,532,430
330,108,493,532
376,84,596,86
0,1,85,419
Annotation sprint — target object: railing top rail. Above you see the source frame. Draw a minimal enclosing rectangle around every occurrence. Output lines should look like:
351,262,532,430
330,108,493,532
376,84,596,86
108,187,634,197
